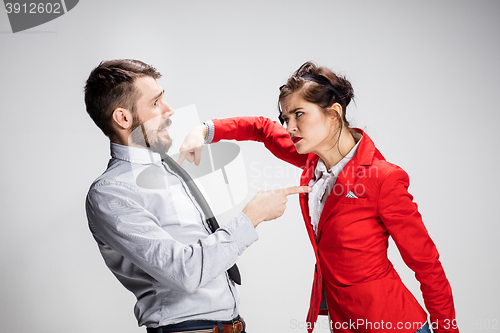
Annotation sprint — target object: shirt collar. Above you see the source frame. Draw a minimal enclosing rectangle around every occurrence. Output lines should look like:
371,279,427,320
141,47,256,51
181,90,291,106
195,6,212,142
110,142,163,165
314,136,362,180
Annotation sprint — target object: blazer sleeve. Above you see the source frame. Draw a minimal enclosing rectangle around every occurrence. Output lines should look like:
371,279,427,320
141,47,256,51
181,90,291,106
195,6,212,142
212,116,308,169
378,167,458,333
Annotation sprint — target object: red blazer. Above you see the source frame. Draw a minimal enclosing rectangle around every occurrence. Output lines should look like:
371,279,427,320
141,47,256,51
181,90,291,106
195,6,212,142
212,117,458,333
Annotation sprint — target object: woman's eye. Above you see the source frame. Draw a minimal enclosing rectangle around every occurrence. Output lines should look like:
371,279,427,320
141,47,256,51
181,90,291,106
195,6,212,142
296,112,303,118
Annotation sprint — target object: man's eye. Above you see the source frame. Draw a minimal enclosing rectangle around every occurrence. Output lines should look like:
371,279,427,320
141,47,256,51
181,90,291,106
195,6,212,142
153,100,158,106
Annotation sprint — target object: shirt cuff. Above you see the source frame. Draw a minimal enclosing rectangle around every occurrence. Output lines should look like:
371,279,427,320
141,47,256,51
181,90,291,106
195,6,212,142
224,212,259,254
204,120,215,144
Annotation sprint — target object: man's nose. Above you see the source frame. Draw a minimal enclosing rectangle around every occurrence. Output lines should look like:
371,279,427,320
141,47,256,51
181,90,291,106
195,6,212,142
163,102,175,117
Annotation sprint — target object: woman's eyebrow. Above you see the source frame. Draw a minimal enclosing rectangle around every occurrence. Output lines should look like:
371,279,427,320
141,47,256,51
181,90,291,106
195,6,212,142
283,107,303,117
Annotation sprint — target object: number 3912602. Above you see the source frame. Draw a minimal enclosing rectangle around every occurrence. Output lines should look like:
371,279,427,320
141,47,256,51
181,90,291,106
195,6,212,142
5,2,62,14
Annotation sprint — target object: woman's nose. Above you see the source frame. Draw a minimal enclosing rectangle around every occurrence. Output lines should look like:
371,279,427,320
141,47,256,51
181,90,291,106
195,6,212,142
287,120,297,134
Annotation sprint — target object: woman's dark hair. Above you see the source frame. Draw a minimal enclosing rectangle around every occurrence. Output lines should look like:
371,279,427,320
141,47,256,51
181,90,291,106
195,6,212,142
84,59,162,140
278,61,354,128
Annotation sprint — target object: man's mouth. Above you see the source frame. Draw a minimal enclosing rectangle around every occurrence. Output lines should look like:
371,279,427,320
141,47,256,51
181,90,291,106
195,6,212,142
291,136,303,144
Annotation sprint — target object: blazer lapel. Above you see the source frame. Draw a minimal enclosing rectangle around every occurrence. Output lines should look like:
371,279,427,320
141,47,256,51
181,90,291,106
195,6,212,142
300,154,320,257
298,130,382,247
316,158,360,240
315,130,378,240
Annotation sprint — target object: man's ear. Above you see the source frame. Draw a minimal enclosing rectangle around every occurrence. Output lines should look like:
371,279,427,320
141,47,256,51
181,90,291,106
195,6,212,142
112,107,134,130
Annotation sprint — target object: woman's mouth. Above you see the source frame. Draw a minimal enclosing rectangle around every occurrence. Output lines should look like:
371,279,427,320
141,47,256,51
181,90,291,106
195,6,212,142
291,137,303,144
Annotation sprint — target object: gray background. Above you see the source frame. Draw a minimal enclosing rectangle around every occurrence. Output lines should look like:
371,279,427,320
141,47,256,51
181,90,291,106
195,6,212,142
1,1,499,332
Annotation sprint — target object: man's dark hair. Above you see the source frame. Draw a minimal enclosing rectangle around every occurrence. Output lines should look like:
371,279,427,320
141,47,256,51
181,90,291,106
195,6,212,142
84,59,162,139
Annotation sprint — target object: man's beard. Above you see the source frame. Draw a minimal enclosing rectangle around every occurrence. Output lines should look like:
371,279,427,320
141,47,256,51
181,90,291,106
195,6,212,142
129,117,173,154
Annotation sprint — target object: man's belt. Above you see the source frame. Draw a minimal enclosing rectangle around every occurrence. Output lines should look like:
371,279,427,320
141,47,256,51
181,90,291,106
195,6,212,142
146,317,245,333
213,319,244,333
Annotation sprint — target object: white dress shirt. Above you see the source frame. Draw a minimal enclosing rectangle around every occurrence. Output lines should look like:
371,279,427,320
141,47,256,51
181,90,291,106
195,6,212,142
86,143,258,328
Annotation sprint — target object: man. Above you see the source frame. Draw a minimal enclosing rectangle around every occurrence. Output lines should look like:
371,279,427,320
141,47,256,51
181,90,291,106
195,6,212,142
84,59,310,333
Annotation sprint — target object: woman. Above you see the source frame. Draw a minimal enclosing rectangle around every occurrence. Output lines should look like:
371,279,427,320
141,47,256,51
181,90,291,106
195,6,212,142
179,62,458,333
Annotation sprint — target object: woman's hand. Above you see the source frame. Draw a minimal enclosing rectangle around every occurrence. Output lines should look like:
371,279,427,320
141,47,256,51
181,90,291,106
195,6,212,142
177,124,207,165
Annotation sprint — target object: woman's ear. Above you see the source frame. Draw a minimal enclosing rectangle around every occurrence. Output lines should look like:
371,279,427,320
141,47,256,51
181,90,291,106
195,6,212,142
112,107,134,130
328,102,343,121
332,102,343,119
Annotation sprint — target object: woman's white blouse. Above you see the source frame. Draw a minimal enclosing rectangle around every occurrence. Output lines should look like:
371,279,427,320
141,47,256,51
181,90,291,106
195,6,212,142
308,139,361,237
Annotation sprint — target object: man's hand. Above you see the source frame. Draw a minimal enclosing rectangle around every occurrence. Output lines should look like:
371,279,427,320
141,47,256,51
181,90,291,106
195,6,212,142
177,124,207,165
243,186,312,227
